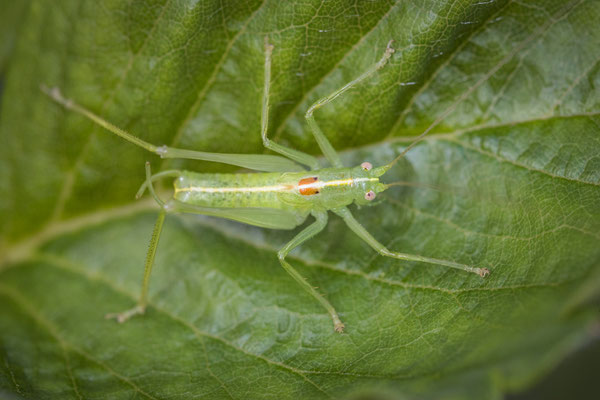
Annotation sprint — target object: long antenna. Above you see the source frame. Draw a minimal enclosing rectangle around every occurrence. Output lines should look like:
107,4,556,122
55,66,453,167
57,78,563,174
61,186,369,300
383,180,447,192
375,65,484,175
375,124,437,175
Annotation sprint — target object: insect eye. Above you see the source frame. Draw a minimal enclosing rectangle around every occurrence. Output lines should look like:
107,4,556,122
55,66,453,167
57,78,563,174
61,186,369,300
364,190,376,201
360,162,372,171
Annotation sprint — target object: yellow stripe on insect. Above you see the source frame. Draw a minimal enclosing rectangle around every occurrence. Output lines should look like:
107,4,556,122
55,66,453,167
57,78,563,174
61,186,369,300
303,177,379,190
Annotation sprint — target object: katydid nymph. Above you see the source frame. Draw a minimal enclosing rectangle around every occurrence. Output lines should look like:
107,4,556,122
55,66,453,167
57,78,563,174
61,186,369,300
42,39,489,333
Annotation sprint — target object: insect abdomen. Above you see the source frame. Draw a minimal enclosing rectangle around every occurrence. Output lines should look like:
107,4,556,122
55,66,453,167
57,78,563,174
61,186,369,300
173,171,293,209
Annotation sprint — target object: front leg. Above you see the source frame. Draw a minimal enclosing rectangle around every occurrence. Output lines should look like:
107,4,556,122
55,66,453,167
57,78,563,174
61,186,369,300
261,39,321,170
305,41,395,167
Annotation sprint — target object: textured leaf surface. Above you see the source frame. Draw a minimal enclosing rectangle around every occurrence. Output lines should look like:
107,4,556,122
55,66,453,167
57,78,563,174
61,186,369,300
1,0,599,399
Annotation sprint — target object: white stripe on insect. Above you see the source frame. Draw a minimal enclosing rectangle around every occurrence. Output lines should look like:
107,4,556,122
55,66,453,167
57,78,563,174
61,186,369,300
174,177,378,194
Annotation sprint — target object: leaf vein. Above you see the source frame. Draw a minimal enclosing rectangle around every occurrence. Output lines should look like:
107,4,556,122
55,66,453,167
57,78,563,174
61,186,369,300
388,197,600,242
164,0,270,156
0,283,160,400
27,254,335,399
49,0,173,223
443,136,600,187
386,0,583,146
551,53,600,113
271,0,399,143
385,0,514,140
200,335,238,400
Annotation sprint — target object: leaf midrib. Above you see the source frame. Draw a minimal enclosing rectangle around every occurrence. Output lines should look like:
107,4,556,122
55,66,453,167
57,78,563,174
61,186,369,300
0,195,583,296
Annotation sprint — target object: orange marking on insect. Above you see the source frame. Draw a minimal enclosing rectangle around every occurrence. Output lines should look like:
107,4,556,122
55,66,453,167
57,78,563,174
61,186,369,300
299,177,320,196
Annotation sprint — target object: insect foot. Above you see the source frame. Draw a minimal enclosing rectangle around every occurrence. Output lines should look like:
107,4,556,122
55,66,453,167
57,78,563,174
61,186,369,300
156,145,168,158
334,321,345,333
385,39,395,55
375,40,396,70
105,305,146,323
40,84,74,109
477,268,491,278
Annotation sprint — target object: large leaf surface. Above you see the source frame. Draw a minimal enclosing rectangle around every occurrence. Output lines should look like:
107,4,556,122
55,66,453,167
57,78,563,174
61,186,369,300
1,0,599,399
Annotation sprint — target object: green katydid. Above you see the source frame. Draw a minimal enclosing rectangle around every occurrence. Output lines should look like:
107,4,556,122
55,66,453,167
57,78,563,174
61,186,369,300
42,39,489,333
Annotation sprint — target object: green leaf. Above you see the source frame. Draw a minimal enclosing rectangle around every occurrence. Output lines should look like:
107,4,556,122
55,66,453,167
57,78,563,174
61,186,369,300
0,1,31,75
1,0,599,399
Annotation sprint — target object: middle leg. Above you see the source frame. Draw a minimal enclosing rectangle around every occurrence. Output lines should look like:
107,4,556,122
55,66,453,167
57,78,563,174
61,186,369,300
106,163,171,323
277,210,345,332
